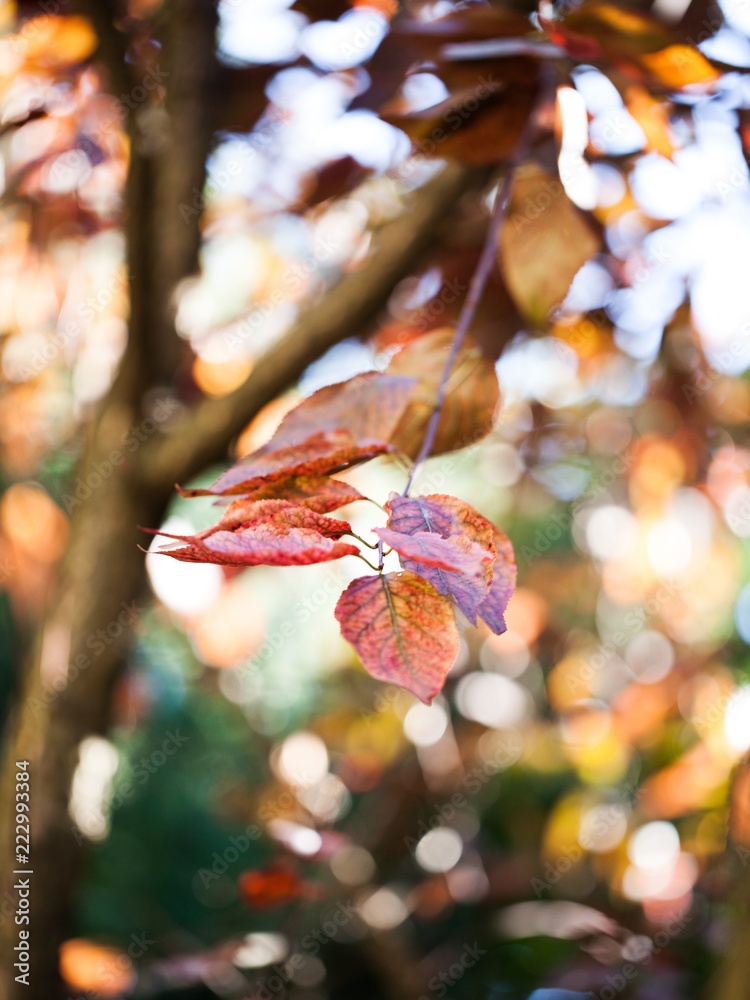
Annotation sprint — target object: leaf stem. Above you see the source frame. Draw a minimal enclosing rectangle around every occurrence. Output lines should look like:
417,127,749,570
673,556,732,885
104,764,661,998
355,551,381,572
349,532,379,550
403,70,554,496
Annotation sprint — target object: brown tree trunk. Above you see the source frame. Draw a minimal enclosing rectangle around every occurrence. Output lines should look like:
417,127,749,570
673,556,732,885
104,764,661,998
0,2,219,995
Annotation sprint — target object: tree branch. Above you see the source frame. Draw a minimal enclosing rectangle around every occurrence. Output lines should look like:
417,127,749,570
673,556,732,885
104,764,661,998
138,162,475,491
404,67,555,495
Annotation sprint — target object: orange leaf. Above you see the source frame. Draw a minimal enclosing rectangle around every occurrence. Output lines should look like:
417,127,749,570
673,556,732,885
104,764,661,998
624,86,675,158
335,571,459,703
500,165,601,325
207,499,352,537
224,473,364,513
180,431,392,497
641,44,719,89
273,372,417,448
387,328,499,457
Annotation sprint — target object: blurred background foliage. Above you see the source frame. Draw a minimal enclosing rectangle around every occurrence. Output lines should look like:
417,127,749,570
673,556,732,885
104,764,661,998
2,0,750,997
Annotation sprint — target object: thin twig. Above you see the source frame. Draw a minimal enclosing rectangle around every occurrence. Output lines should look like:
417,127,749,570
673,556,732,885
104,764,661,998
355,551,381,572
349,532,379,550
403,70,555,496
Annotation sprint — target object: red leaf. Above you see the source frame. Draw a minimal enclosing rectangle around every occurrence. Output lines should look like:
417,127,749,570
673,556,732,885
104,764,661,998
375,526,492,624
476,526,517,635
231,475,365,513
272,372,417,448
335,571,459,703
238,866,320,909
151,516,359,568
179,431,392,498
207,499,352,538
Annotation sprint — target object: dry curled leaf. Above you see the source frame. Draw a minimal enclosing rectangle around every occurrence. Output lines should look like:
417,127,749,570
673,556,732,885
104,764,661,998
179,431,392,498
223,474,364,513
149,503,359,567
206,499,352,537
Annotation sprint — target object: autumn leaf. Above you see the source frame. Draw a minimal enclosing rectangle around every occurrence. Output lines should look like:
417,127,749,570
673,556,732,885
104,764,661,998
206,499,352,538
150,516,359,567
384,85,537,165
476,526,517,635
383,493,516,630
272,372,417,448
640,45,718,90
238,866,322,909
544,0,719,89
213,475,363,513
376,525,492,623
500,165,601,325
335,571,460,703
385,492,496,552
387,328,499,457
179,431,392,498
624,86,674,158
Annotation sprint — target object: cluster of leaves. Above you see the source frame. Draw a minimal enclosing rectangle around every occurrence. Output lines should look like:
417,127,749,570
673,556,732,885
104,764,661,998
150,331,515,703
